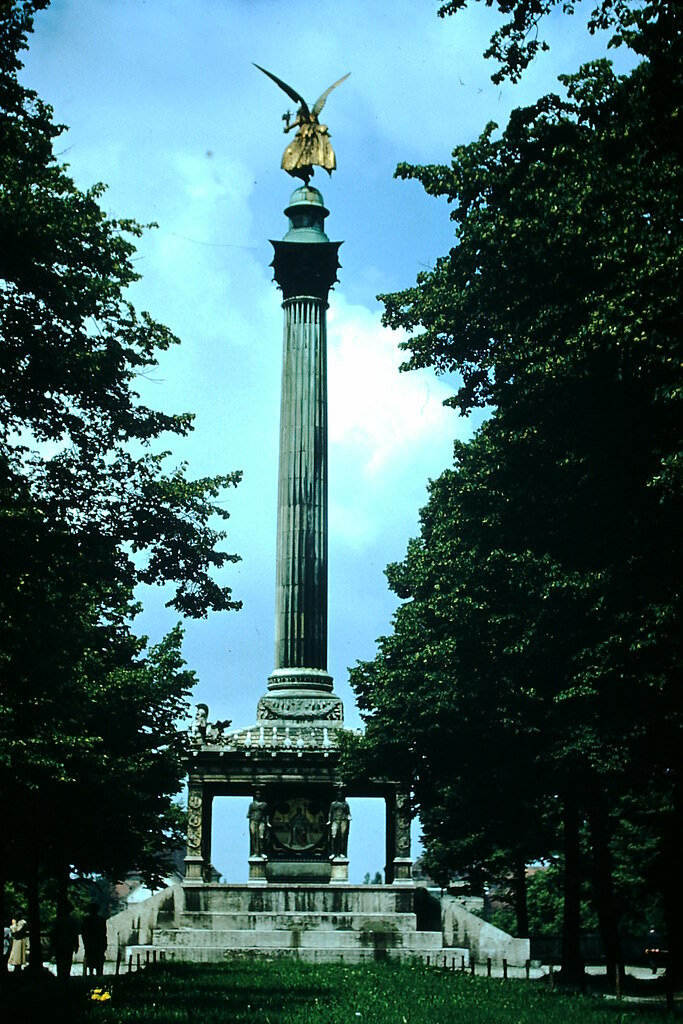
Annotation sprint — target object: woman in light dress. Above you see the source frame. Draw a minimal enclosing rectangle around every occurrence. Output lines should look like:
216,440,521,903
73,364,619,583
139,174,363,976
8,910,28,970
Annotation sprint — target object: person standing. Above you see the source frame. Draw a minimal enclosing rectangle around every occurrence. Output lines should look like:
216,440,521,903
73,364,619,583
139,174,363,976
2,921,11,971
52,900,79,982
81,903,107,977
8,911,28,971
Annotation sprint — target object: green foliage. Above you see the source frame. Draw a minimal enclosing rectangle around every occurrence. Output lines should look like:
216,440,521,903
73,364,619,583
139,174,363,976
522,865,598,937
349,0,681,972
0,0,242,905
363,871,384,884
435,0,675,84
0,0,242,620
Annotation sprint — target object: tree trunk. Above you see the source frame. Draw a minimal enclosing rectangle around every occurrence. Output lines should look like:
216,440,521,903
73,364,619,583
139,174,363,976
587,788,624,991
26,863,43,973
56,862,70,917
0,860,6,989
513,855,529,938
661,780,682,987
560,793,584,986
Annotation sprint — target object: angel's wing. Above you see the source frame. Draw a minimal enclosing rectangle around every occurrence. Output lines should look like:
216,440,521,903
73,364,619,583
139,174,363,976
254,64,310,118
312,72,350,118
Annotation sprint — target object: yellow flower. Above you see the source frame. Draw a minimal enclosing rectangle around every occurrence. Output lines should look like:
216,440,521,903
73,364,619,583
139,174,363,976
90,988,112,1002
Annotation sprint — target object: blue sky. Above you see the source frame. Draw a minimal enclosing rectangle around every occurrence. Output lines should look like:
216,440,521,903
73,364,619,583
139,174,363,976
21,0,633,882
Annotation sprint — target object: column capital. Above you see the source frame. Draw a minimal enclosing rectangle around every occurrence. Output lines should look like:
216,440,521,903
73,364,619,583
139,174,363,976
271,240,342,301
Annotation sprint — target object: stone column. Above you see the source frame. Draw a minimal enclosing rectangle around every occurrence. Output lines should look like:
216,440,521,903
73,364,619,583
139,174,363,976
201,788,213,878
268,185,341,696
385,795,396,884
274,295,329,671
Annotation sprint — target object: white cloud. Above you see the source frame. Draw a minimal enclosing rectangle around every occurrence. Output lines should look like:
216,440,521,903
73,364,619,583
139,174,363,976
328,295,454,476
326,295,467,552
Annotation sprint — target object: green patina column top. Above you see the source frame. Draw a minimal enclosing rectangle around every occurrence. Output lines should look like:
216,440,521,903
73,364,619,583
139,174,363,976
271,185,341,301
282,185,330,243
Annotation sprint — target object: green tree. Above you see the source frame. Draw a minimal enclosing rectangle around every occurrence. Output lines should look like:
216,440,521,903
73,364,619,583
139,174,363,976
349,419,589,947
436,0,674,84
0,1,242,968
351,0,681,985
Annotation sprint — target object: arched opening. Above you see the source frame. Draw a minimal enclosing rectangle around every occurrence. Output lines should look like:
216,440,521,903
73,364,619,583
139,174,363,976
347,797,386,883
208,795,251,883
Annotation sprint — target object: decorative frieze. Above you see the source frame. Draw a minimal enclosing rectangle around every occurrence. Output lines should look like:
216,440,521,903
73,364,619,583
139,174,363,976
257,694,343,722
187,785,203,852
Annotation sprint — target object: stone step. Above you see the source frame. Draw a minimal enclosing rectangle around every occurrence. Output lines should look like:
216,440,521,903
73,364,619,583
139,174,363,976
181,884,415,917
131,944,466,965
153,927,443,951
176,911,421,931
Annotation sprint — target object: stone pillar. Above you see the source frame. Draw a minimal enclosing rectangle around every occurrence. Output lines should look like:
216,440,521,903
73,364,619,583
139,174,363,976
385,795,396,885
184,780,206,881
268,185,341,696
386,789,413,885
201,788,213,878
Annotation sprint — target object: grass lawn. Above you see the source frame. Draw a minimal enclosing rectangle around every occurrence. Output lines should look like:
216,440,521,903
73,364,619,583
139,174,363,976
6,960,677,1023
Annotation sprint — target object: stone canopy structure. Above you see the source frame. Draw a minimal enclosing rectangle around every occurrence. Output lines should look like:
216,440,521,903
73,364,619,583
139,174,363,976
183,184,413,889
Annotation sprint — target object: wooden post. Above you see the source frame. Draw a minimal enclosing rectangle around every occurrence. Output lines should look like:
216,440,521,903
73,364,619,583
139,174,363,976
127,954,133,973
525,959,530,979
136,952,141,971
470,957,475,976
487,957,492,977
461,954,465,971
665,960,674,1013
115,950,121,976
503,958,508,980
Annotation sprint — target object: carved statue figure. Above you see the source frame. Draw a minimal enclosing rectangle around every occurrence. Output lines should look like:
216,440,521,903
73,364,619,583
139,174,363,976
189,703,208,745
254,64,350,183
206,718,232,744
327,789,351,859
289,806,309,849
247,789,271,858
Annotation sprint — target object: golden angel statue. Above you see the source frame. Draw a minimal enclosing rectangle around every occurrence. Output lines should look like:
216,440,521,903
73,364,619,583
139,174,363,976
255,65,350,183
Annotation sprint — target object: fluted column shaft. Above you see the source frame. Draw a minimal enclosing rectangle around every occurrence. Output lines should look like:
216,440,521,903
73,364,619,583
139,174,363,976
274,295,328,670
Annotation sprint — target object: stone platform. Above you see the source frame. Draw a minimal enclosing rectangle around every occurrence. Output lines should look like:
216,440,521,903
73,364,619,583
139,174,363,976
136,883,453,964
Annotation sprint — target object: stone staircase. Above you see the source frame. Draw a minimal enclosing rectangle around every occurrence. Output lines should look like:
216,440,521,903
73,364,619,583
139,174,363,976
132,883,455,964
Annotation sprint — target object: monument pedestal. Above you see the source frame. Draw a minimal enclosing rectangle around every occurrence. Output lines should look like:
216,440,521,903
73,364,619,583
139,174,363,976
147,883,441,964
248,857,268,884
267,861,331,883
183,857,204,883
392,859,415,885
329,857,349,884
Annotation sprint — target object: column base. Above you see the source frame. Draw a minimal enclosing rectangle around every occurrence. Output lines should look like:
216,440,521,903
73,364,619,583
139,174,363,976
267,667,334,693
392,858,414,885
184,856,205,882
